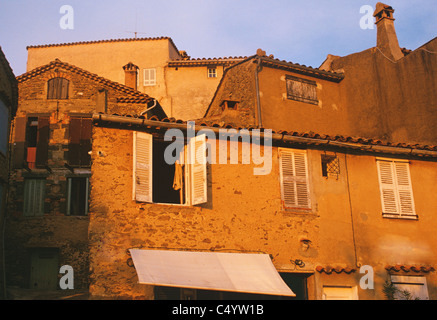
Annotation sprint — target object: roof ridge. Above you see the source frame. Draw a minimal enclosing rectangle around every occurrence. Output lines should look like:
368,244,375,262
26,36,179,52
17,59,153,102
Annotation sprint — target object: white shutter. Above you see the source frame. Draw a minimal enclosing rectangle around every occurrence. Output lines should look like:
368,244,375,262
377,161,398,214
188,134,207,205
133,132,153,202
279,149,311,209
377,160,415,217
394,162,415,215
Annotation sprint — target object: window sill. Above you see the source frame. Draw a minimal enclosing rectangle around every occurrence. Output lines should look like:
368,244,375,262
281,208,318,218
382,213,418,220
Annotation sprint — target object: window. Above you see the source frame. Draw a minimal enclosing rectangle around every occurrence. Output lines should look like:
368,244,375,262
321,154,340,178
286,75,318,105
0,99,8,155
133,132,207,206
390,276,429,300
279,148,311,210
23,178,46,216
376,159,416,219
26,117,50,169
221,100,239,111
68,117,92,167
323,286,358,300
207,67,217,78
67,177,89,216
47,77,69,99
143,68,156,86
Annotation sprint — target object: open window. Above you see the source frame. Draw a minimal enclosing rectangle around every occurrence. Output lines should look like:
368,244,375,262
67,177,89,216
133,132,207,206
25,117,50,169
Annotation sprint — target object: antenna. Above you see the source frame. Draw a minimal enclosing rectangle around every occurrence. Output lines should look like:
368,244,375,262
125,12,147,38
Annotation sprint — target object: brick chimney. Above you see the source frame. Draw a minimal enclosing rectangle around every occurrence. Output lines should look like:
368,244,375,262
123,62,139,90
373,3,404,61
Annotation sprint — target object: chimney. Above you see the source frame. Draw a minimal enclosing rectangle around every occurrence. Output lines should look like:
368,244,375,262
123,62,139,90
373,3,404,61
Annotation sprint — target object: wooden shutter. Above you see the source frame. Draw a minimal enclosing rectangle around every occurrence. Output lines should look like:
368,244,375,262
279,149,311,209
48,78,69,99
188,134,207,205
395,162,415,215
24,179,45,216
133,131,153,202
35,117,50,167
377,160,415,216
13,117,27,168
80,118,92,166
68,118,81,166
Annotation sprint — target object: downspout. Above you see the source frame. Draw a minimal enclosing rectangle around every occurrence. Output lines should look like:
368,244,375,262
255,57,263,128
140,99,157,116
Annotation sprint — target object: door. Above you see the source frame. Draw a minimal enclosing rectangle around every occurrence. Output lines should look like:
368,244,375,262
29,249,59,290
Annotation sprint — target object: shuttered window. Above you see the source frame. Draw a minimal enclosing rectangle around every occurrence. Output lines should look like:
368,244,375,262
279,148,311,210
47,77,69,99
23,179,46,217
68,117,92,167
286,75,318,105
143,69,156,86
377,159,416,218
133,132,207,206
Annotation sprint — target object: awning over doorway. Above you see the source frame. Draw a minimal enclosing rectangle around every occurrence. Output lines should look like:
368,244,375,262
129,249,295,297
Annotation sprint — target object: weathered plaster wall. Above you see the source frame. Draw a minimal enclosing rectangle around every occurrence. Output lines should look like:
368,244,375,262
330,39,437,145
89,125,437,299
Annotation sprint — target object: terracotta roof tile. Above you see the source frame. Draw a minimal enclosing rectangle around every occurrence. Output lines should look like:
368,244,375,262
316,266,357,274
385,265,435,273
17,59,153,104
26,36,180,53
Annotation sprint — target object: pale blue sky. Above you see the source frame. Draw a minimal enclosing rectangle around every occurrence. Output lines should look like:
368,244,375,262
0,0,436,76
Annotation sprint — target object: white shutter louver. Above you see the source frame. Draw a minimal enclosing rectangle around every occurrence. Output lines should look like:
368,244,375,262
377,160,415,217
279,149,311,209
133,132,153,202
188,134,207,205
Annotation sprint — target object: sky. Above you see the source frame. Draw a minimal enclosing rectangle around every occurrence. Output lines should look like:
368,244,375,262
0,0,436,76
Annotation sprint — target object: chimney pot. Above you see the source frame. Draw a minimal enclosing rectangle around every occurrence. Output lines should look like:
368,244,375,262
123,62,139,90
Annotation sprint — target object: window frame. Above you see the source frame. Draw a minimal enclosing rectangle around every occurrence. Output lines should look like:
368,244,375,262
133,131,207,206
376,158,417,219
66,176,90,216
143,68,156,86
279,148,312,211
207,67,217,78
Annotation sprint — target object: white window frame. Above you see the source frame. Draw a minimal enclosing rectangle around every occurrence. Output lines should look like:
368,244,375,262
376,158,416,219
322,286,358,300
390,276,429,300
23,178,46,217
207,67,217,78
143,68,156,86
279,148,311,210
133,132,207,206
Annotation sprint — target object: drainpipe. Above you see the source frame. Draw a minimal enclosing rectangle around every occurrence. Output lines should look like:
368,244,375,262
140,99,157,117
255,57,263,128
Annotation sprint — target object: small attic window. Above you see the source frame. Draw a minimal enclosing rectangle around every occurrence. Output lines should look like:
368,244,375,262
47,77,69,99
221,100,239,111
286,75,318,105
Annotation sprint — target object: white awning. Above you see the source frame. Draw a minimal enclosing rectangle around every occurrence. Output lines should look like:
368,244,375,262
129,249,295,297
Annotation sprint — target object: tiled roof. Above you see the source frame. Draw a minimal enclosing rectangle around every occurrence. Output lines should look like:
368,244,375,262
92,114,437,156
26,36,180,54
316,266,357,274
16,59,153,104
169,56,246,68
385,265,435,273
